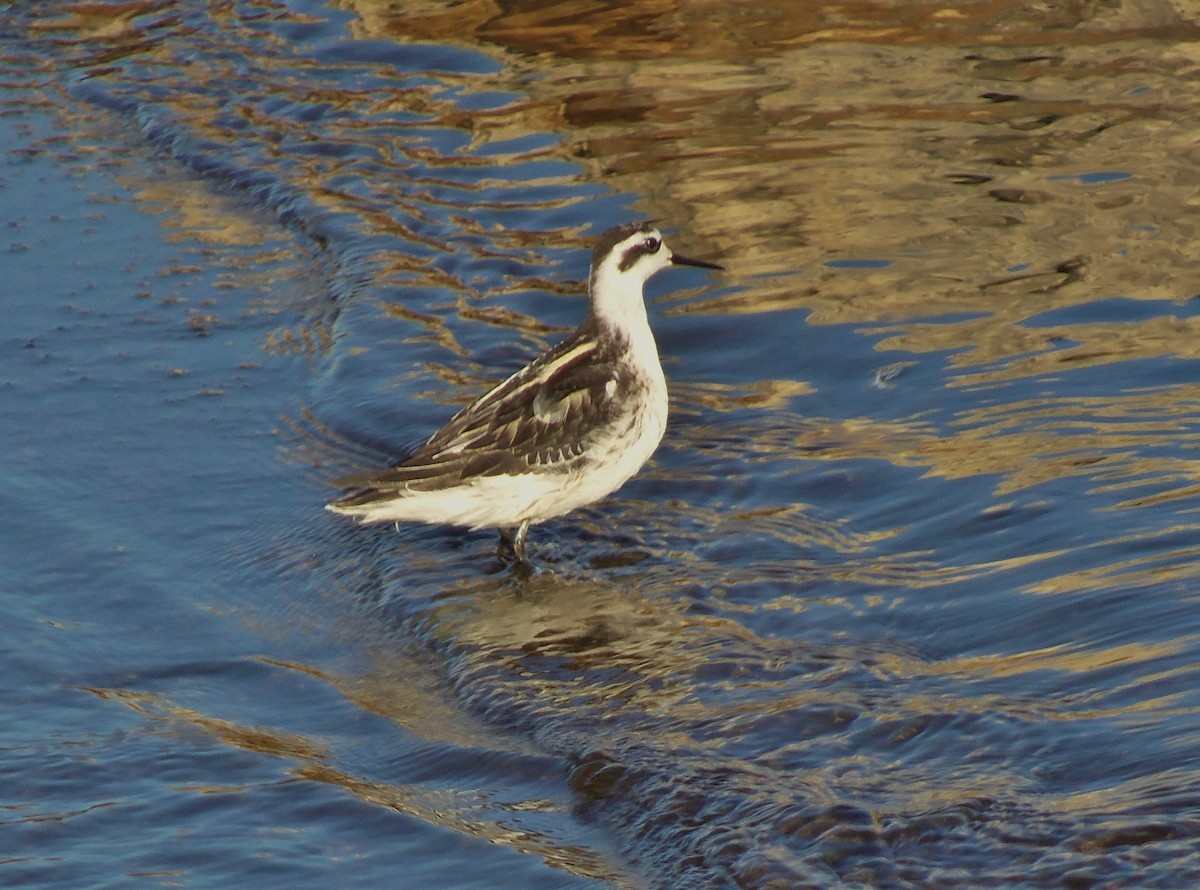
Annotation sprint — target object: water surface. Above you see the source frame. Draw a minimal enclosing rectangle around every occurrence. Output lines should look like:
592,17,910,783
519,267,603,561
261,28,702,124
4,1,1200,887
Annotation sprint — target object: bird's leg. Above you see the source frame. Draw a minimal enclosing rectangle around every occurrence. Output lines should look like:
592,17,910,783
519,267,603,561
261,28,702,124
510,520,531,567
496,521,533,569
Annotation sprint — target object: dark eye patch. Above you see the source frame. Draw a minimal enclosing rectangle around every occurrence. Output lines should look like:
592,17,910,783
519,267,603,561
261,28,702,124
617,234,663,271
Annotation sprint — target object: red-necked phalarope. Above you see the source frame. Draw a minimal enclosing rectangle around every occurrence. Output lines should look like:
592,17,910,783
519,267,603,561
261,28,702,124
327,222,723,566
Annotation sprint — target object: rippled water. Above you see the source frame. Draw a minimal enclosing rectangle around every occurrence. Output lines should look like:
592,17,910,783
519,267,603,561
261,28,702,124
4,1,1200,887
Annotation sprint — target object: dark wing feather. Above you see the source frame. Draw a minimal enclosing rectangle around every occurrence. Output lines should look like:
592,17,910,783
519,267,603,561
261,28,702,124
331,327,629,504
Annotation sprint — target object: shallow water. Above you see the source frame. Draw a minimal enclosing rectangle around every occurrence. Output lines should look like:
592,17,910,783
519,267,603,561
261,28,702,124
4,1,1200,887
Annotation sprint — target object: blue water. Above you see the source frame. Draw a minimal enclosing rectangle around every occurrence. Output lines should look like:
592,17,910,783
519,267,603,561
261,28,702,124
4,2,1200,888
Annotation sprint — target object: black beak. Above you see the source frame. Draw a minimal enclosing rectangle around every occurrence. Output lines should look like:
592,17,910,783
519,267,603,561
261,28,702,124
671,252,724,271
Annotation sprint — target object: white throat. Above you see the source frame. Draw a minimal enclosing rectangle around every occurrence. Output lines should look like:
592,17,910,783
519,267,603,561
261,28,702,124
590,269,664,387
589,265,652,336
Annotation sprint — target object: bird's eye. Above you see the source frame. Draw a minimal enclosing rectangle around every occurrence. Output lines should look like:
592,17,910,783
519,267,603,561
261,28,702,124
643,237,661,253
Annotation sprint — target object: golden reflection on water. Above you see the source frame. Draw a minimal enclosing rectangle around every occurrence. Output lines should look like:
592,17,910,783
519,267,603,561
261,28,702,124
295,760,638,889
132,178,273,247
78,684,329,761
898,636,1194,685
874,309,1200,384
1026,527,1200,595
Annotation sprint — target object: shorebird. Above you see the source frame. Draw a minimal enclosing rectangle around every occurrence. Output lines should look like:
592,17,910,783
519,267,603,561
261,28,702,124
327,222,723,566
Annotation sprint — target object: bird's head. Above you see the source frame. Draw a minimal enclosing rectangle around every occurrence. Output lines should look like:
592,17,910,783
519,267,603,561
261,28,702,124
588,222,722,327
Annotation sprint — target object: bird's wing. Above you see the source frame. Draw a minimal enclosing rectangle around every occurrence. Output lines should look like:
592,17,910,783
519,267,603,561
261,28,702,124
331,331,628,500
